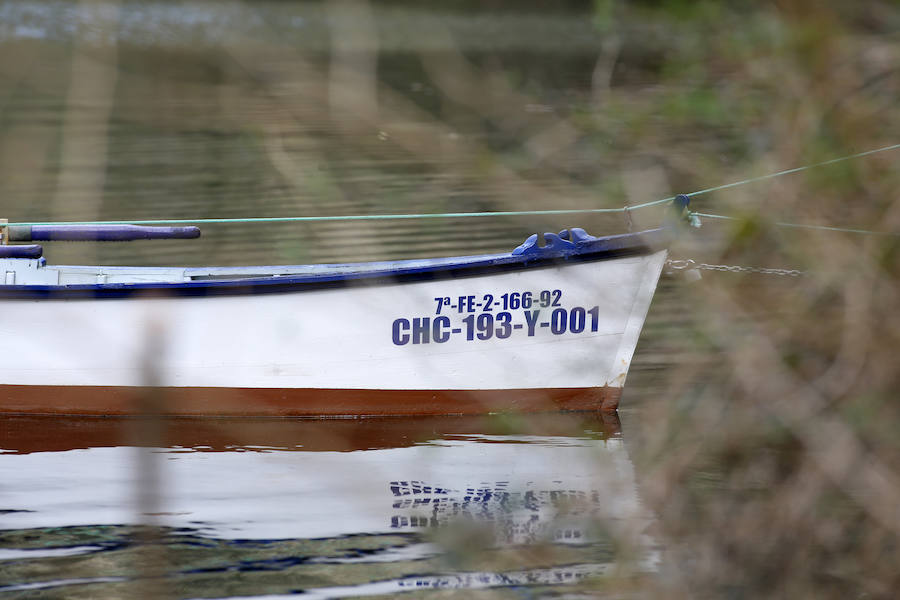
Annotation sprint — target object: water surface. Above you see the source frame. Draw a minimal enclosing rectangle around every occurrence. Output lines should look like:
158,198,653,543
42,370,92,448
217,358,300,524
0,412,658,597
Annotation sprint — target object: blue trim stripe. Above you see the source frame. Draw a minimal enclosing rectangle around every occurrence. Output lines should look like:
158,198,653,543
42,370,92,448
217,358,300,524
0,229,664,300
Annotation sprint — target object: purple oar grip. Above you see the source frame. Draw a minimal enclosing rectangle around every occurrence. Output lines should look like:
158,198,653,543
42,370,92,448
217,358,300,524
0,245,43,259
14,225,201,242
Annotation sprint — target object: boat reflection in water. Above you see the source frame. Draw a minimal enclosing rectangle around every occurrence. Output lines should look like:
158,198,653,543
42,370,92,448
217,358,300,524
0,412,658,597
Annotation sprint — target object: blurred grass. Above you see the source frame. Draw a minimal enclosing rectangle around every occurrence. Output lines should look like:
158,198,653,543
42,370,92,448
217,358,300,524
2,0,900,597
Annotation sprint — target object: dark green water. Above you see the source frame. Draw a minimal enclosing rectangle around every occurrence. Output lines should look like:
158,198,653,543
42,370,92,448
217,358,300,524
3,2,899,598
0,412,660,598
1,0,661,269
0,4,673,596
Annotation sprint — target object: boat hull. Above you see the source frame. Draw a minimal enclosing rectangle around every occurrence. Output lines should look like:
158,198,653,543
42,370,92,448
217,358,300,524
0,250,666,416
0,384,621,417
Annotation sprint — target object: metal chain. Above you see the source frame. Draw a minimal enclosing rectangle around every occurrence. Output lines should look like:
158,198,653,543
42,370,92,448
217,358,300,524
665,259,805,277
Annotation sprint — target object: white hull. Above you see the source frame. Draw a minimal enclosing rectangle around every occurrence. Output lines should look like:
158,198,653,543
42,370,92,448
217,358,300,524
3,252,664,386
1,241,666,415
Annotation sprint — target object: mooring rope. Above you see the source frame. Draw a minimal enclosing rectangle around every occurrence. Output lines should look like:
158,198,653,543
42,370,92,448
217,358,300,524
692,212,900,237
5,142,900,230
684,142,900,199
4,202,670,228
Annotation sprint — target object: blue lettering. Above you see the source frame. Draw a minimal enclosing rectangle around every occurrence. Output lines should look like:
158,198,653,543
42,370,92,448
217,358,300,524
524,310,541,336
495,312,512,338
432,316,451,343
392,319,410,345
412,317,430,344
551,308,567,334
569,307,586,333
396,288,581,343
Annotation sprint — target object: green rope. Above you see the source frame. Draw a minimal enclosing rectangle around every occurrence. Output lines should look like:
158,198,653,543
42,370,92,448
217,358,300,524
681,142,900,236
693,212,900,237
685,142,900,198
6,199,673,227
5,142,899,229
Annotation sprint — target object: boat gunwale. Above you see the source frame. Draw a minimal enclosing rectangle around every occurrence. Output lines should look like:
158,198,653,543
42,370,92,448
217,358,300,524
0,228,664,300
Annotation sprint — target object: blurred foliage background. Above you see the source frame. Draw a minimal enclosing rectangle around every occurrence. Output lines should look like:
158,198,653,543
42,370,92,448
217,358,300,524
1,0,899,597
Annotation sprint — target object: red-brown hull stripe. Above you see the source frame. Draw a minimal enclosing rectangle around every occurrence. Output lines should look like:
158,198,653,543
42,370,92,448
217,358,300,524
0,385,621,417
0,412,624,455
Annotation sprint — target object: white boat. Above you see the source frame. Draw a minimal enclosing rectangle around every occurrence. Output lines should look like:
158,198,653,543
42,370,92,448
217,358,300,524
0,223,667,416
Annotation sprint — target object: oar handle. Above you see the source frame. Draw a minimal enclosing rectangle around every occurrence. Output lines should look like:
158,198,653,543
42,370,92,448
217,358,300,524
8,225,201,242
0,244,42,259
